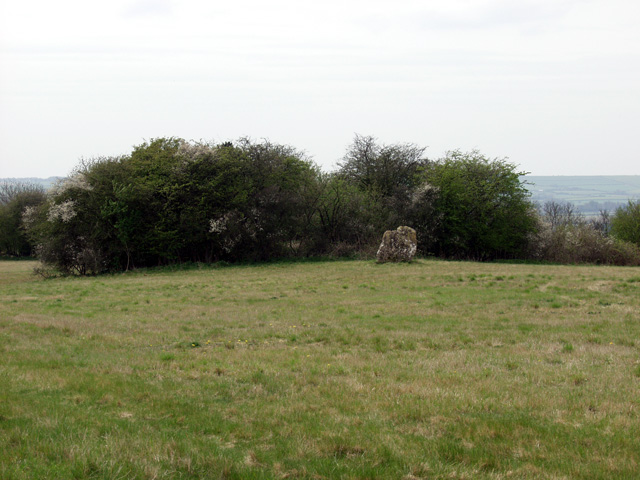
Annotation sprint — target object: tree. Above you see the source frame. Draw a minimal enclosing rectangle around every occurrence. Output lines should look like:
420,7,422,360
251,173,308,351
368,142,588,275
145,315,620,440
611,200,640,247
590,209,611,235
312,173,382,253
0,182,46,256
539,200,583,230
23,138,324,273
338,134,428,197
235,138,320,260
336,134,431,243
422,150,537,260
24,171,113,275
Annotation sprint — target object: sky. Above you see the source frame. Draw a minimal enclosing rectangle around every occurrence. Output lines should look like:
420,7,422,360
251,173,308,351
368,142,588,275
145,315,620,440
1,0,639,178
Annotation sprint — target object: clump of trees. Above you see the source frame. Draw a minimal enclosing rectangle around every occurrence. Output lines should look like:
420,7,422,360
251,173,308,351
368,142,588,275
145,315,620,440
0,182,46,257
23,138,323,274
7,135,640,274
331,137,539,261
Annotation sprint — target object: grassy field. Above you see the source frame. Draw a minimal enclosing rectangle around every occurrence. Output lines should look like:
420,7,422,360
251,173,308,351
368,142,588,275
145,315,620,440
1,259,639,479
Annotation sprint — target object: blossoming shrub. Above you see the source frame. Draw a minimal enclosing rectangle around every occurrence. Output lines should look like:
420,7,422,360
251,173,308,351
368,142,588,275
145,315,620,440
529,221,640,265
25,135,637,274
0,184,46,256
24,175,107,274
25,138,323,273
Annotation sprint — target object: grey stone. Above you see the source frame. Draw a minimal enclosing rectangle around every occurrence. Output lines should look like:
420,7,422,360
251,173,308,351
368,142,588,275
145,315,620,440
376,226,417,263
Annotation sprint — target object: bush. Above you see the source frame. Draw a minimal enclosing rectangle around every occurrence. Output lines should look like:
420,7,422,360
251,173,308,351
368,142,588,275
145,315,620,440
611,200,640,247
336,135,430,241
420,150,537,260
311,174,383,255
23,174,108,274
528,220,640,266
0,182,46,256
23,135,636,274
24,138,323,274
338,134,428,198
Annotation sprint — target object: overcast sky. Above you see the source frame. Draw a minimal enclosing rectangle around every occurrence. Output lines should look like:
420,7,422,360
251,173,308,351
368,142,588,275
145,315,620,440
1,0,639,178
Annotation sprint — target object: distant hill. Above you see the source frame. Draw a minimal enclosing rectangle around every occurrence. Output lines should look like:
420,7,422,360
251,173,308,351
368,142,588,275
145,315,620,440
523,176,640,216
0,177,63,190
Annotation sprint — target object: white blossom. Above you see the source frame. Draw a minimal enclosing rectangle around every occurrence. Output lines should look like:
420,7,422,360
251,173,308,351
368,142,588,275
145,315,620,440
411,183,438,206
177,141,217,161
49,173,93,196
209,214,230,234
47,199,77,223
22,205,39,228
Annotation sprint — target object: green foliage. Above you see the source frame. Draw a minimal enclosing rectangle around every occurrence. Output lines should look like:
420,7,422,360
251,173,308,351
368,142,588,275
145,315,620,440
23,172,108,274
335,134,431,252
0,182,46,256
422,150,537,260
24,138,322,273
611,200,640,247
234,138,320,260
24,135,636,274
313,174,382,254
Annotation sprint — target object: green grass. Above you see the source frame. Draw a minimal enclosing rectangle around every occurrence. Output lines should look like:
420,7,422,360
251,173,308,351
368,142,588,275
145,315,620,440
1,259,640,479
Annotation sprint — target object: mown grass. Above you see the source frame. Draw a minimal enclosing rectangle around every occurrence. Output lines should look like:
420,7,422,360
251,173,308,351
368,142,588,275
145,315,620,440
1,259,639,479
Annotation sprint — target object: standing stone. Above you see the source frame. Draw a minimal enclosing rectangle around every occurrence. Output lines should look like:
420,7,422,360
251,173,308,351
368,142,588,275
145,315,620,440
376,226,417,263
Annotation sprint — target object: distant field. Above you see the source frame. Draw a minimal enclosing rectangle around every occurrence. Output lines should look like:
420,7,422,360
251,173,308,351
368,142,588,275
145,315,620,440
1,259,640,479
524,176,640,215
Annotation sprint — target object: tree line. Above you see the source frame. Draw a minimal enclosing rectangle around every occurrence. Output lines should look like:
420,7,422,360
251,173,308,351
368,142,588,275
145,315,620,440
2,135,639,274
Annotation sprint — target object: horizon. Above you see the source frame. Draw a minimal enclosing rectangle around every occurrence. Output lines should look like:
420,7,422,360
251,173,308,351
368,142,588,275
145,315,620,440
3,173,640,182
